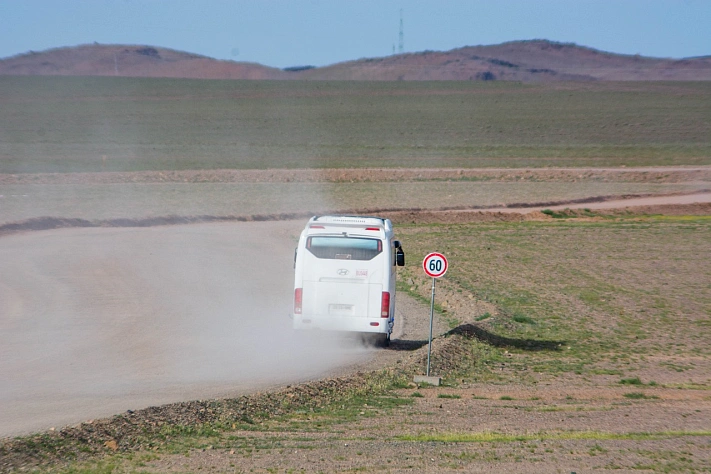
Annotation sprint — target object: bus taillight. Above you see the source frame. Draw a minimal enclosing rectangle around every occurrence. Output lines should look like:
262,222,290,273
381,292,390,318
294,288,303,314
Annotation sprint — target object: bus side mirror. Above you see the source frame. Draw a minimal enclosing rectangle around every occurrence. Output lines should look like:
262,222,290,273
396,248,405,266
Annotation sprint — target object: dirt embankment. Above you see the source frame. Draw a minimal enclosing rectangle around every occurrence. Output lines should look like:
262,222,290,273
1,167,709,236
1,192,709,236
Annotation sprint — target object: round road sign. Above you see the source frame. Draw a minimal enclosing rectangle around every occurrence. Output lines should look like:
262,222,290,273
423,252,448,278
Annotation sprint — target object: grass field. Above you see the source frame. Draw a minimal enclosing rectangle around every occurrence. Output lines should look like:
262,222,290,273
1,77,709,173
397,215,711,383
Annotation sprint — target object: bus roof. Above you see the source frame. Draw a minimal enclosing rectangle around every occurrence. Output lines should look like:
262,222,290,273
308,215,391,231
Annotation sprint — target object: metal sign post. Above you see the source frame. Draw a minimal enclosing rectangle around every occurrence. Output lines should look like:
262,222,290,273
427,276,436,376
421,252,448,379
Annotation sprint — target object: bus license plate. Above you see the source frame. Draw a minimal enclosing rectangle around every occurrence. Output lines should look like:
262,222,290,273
329,304,354,314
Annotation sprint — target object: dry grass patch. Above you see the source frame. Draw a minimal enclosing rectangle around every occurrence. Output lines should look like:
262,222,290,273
396,215,711,383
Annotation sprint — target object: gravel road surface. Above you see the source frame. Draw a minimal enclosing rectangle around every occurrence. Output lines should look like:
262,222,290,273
0,220,431,437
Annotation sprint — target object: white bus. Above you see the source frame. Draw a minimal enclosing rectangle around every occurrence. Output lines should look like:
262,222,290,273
292,215,405,345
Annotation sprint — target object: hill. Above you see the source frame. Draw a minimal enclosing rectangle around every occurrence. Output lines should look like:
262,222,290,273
1,40,710,81
0,44,288,80
297,40,711,81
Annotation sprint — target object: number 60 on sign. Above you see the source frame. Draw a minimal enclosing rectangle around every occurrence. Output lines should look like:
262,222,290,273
422,252,448,278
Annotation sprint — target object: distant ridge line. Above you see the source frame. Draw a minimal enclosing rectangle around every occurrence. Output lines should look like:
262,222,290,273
1,40,710,81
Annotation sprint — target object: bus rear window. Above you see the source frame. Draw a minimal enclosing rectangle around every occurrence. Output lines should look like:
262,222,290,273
306,237,382,261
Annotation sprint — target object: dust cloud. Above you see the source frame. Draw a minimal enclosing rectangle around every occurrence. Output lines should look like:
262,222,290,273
0,220,369,437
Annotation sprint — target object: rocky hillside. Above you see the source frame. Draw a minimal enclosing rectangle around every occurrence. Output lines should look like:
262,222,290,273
1,40,709,81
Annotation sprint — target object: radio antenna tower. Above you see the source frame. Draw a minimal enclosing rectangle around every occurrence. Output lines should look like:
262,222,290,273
398,9,404,54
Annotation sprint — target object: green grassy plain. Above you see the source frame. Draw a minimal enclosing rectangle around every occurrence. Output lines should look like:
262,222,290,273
1,77,709,173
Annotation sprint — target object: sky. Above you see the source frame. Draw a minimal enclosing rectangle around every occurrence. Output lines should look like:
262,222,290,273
0,0,709,69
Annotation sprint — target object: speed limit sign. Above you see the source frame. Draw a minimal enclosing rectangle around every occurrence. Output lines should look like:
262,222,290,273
422,252,449,379
423,252,448,278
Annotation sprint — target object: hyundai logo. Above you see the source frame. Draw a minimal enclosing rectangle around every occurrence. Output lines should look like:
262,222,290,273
337,269,349,276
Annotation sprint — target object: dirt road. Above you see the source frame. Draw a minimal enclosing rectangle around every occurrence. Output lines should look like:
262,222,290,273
0,221,438,437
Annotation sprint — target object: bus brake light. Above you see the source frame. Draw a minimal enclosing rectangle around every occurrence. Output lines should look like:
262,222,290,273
381,292,390,318
294,288,303,314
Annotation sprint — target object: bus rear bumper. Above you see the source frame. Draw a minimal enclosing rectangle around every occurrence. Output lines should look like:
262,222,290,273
293,315,393,334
